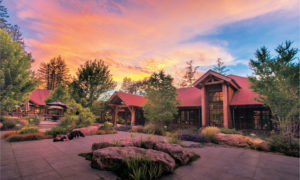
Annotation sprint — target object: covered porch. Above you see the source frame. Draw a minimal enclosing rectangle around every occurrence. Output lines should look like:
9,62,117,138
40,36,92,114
108,92,146,127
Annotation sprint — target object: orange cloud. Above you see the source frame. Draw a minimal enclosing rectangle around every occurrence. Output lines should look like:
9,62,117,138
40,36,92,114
6,0,298,86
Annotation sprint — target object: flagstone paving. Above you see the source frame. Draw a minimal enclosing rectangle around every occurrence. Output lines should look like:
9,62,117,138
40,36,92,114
0,131,299,180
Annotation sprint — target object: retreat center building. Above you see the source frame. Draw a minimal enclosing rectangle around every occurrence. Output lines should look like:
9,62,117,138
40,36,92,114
108,70,273,130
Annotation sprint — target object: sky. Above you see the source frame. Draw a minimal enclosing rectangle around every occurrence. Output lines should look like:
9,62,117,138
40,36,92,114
4,0,300,86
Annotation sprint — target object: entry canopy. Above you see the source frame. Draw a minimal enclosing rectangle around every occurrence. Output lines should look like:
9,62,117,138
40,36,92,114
47,101,67,108
48,105,63,110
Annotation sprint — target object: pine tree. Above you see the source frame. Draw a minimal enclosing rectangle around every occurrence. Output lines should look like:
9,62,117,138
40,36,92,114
180,60,198,87
0,0,24,46
0,30,39,112
38,56,69,90
249,41,299,136
212,58,229,75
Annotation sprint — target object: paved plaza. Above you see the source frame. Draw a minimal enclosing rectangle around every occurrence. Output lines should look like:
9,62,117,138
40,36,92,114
0,131,299,180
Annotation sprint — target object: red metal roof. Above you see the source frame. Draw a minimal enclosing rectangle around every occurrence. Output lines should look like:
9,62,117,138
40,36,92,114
176,87,201,107
228,75,262,106
113,87,202,107
116,91,147,107
29,89,51,106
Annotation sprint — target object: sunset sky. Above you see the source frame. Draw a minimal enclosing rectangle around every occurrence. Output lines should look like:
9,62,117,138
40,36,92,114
4,0,300,86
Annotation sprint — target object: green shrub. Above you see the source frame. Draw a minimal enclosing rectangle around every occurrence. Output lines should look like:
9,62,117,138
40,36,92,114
201,126,220,143
6,132,51,142
168,135,182,146
220,127,243,135
118,117,126,124
99,121,113,130
144,123,165,135
19,126,39,134
0,117,19,130
129,126,144,133
26,116,40,125
62,100,96,128
78,152,93,161
60,115,79,128
113,156,164,180
45,126,71,137
267,133,299,157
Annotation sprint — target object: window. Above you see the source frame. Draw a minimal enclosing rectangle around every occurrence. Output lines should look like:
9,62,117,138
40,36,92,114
208,90,224,127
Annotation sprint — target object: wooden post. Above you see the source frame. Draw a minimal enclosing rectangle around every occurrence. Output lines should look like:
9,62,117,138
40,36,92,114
222,84,231,128
113,107,119,126
128,106,136,127
201,87,207,127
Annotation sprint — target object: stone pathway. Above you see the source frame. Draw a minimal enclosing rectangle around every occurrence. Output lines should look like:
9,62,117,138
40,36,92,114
0,131,299,180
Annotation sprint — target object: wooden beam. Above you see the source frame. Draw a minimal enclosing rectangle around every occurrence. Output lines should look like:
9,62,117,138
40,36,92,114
204,80,224,86
109,104,128,108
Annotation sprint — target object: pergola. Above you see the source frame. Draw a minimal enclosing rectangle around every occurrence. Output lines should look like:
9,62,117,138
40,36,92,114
108,92,146,127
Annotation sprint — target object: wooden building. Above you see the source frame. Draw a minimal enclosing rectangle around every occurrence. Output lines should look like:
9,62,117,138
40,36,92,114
108,70,273,130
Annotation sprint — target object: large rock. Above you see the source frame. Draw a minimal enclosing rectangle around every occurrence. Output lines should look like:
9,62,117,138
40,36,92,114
245,136,269,151
92,146,175,172
91,138,198,165
154,143,196,165
73,126,98,136
216,133,249,148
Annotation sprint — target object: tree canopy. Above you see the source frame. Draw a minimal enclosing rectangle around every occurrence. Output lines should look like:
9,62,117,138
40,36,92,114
248,41,299,135
212,58,229,75
143,71,179,125
70,59,115,107
180,60,199,87
0,29,39,112
0,0,24,46
121,77,148,95
38,56,69,90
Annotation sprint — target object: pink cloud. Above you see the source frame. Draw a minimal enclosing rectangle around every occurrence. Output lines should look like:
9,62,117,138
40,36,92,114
6,0,298,84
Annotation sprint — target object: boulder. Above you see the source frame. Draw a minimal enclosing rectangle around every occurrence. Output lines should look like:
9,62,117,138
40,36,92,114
92,146,175,172
154,143,196,165
245,137,269,151
73,126,98,136
216,133,249,148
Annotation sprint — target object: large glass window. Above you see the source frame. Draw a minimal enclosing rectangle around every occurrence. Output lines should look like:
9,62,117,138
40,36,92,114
208,91,224,127
177,109,200,125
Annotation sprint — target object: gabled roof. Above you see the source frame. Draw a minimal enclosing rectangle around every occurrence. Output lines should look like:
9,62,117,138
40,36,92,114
29,89,51,106
193,70,240,89
228,75,262,106
110,91,147,107
176,87,201,107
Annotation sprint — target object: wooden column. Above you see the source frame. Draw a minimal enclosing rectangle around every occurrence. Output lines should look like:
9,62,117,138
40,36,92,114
222,84,231,128
201,87,207,127
128,106,136,127
112,107,120,126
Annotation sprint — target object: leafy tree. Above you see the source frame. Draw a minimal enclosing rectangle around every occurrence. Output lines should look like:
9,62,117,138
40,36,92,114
0,30,39,112
248,41,299,137
46,83,72,104
143,71,179,126
180,60,199,87
70,59,115,107
38,56,69,90
212,58,229,75
121,77,148,95
0,0,24,46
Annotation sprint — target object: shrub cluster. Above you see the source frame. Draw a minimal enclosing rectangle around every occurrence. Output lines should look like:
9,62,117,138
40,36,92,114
0,116,19,130
19,125,39,134
96,129,117,135
267,133,299,157
45,126,72,137
114,125,131,132
129,126,144,133
201,126,220,143
220,127,243,135
26,116,40,125
114,156,164,180
5,132,51,142
143,123,165,135
178,133,209,143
